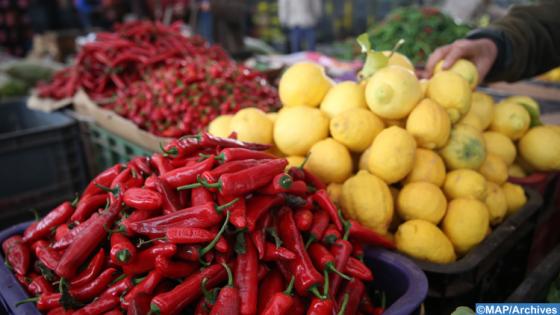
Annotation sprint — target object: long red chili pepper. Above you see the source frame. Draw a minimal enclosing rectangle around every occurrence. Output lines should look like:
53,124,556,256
130,156,153,176
303,169,326,190
258,269,285,314
73,293,120,315
82,164,122,197
290,297,308,315
17,292,61,311
54,224,70,242
33,240,61,271
337,279,365,315
23,201,75,243
213,148,275,163
209,263,240,315
276,207,324,297
28,274,54,295
150,263,227,315
235,233,258,315
145,176,181,213
200,159,267,184
127,292,152,315
46,306,73,315
122,243,176,276
260,277,295,315
322,225,341,245
155,255,197,278
312,190,343,231
262,243,296,261
245,194,284,231
307,271,334,315
329,239,353,298
110,233,137,265
122,270,163,308
294,208,313,232
162,156,215,188
305,210,330,248
150,154,173,175
348,220,395,249
344,257,373,282
258,173,294,195
218,194,247,229
71,248,105,287
70,268,119,301
123,188,163,212
251,214,270,259
55,195,123,279
308,243,352,281
71,194,107,222
121,210,152,235
176,245,200,262
165,227,216,244
51,213,99,250
192,187,214,206
2,235,30,275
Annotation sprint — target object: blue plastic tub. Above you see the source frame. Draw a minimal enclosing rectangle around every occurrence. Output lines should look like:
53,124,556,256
0,222,427,315
364,248,428,315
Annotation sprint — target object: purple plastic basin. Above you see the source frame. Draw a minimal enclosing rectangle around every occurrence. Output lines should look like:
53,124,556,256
364,247,428,315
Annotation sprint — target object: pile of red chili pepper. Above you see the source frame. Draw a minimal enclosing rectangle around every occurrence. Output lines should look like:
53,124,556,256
36,21,280,137
2,132,393,315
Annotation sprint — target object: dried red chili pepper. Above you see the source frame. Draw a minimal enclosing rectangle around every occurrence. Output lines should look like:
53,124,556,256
123,188,162,212
71,194,107,222
235,233,258,315
209,263,240,315
82,164,122,197
71,248,105,287
276,207,324,297
348,220,396,249
162,156,215,188
2,235,30,275
294,208,313,232
150,263,227,315
110,233,137,265
344,257,373,282
23,201,75,243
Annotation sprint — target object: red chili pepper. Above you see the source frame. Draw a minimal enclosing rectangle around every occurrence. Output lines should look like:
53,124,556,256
322,225,341,245
352,242,365,261
71,248,105,287
110,233,137,265
245,194,284,231
155,255,197,278
290,297,307,315
287,167,305,182
218,194,247,229
28,275,54,295
176,245,200,262
121,210,151,235
258,173,294,194
55,195,123,279
294,209,313,232
303,169,326,190
214,148,275,163
102,275,133,298
201,159,266,184
126,292,152,315
329,239,353,298
150,263,227,315
130,156,153,176
74,293,120,315
192,187,214,206
348,220,396,249
103,309,123,315
263,243,296,261
82,164,122,197
312,190,343,232
258,269,285,314
123,188,163,212
70,268,119,301
251,214,270,259
34,240,61,271
17,292,61,311
209,263,240,315
359,294,377,315
190,159,288,197
234,233,258,315
162,156,215,188
185,133,270,152
344,257,373,282
23,201,74,243
305,210,330,248
2,235,30,275
146,177,181,213
337,279,365,315
123,243,177,276
307,298,335,315
110,168,132,191
166,227,216,244
51,213,99,250
277,207,324,297
308,243,352,282
54,224,71,242
258,264,270,281
150,154,173,175
260,276,295,315
71,194,108,222
46,306,73,315
122,270,163,308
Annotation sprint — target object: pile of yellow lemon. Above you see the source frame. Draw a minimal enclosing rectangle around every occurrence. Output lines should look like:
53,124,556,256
207,52,560,264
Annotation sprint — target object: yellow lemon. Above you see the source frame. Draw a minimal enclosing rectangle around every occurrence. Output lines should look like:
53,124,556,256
359,145,372,171
383,51,415,72
279,62,333,107
273,106,329,155
406,98,451,149
483,131,516,165
405,148,446,187
365,65,423,120
397,182,447,224
434,59,479,90
490,102,530,140
503,96,541,127
341,170,393,234
395,220,456,263
419,79,429,97
502,182,527,215
458,110,484,131
327,183,343,206
306,138,353,184
469,92,495,130
320,81,367,118
508,163,527,178
383,118,407,128
478,154,509,184
208,114,233,138
286,156,305,169
330,108,385,152
485,182,508,225
518,126,560,171
230,108,273,144
443,198,489,255
368,126,417,184
440,124,486,170
266,112,278,123
427,71,472,123
443,169,487,200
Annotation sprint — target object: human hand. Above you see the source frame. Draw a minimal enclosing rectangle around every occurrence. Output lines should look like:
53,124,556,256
200,1,211,11
424,38,498,83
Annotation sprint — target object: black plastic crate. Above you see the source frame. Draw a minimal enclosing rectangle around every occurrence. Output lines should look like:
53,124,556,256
0,99,89,228
412,188,543,314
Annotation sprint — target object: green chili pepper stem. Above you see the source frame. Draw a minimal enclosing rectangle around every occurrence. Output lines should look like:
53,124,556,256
15,296,39,307
149,304,161,315
326,262,353,281
222,263,234,287
305,235,317,249
116,249,131,263
160,143,178,157
71,193,80,207
29,208,40,221
215,198,239,214
337,293,350,315
323,270,329,298
284,276,296,295
309,286,325,300
298,153,310,169
199,210,231,259
199,178,222,190
137,237,167,248
95,183,120,197
266,227,282,248
338,209,351,241
201,278,212,301
279,175,293,189
176,183,202,190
